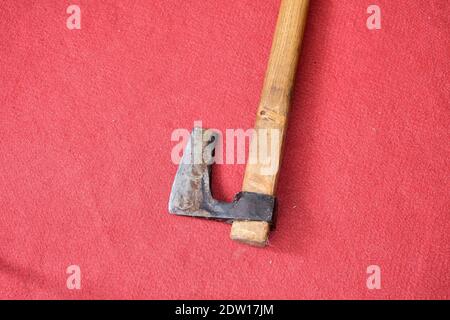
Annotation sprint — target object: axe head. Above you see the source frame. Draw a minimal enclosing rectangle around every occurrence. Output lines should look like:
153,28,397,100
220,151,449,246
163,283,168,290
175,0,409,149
168,127,275,223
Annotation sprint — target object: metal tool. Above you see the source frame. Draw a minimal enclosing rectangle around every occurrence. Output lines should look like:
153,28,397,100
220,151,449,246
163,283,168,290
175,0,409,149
169,0,310,246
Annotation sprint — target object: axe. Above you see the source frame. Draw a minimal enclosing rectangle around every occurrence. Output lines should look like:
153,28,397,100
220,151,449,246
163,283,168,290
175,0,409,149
169,0,309,246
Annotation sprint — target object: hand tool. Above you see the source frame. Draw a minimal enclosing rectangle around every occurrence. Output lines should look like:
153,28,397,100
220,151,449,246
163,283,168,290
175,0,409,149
169,0,310,246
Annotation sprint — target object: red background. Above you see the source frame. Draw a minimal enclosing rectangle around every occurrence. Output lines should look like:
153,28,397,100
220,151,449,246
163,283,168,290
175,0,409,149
0,0,448,299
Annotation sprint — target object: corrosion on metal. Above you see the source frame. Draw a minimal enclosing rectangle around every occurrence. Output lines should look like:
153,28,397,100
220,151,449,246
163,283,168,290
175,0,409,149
168,128,275,223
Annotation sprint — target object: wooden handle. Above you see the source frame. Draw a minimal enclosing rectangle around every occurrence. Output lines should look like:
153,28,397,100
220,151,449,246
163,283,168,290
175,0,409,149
231,0,309,246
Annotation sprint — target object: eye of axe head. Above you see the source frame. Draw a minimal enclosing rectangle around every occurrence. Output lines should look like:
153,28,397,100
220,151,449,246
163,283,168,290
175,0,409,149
168,127,275,232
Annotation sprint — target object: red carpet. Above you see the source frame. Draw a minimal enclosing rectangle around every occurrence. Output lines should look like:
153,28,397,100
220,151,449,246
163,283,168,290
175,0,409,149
0,0,448,299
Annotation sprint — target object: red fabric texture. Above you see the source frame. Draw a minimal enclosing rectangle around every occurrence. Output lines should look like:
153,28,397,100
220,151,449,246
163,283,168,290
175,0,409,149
0,0,448,299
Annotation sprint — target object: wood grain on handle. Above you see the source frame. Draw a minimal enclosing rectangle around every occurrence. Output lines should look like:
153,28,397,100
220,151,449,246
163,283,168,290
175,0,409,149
231,0,309,246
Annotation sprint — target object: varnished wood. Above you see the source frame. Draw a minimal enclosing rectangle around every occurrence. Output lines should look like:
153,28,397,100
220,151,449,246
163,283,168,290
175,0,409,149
231,0,309,246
